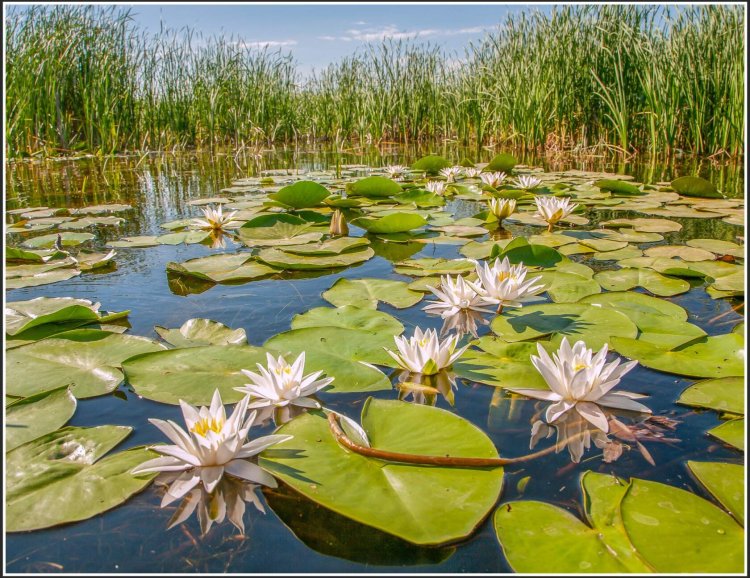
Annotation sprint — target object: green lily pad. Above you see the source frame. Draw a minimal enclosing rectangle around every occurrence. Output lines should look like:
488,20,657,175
671,176,723,198
677,377,744,415
292,306,404,334
347,176,403,198
688,461,744,525
76,249,117,271
69,203,132,214
643,245,716,262
6,329,166,399
257,246,374,270
106,235,159,248
687,238,744,258
269,180,331,209
578,292,704,349
154,318,248,348
22,232,95,249
6,426,156,532
280,237,370,256
237,213,323,247
535,270,600,303
611,334,744,378
593,245,644,261
621,478,743,572
594,268,690,296
352,213,427,234
459,240,511,260
6,247,63,263
454,338,547,391
485,153,517,173
591,228,664,243
5,297,104,336
166,253,277,283
494,472,651,573
393,190,444,207
708,419,744,451
490,303,638,350
260,399,503,545
264,327,393,393
123,345,276,405
155,230,210,245
5,387,77,452
595,179,644,196
497,237,564,267
5,259,80,289
323,278,423,310
601,217,682,232
411,155,451,175
394,258,476,277
62,215,125,229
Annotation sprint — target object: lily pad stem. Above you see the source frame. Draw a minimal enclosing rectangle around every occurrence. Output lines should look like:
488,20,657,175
327,412,583,468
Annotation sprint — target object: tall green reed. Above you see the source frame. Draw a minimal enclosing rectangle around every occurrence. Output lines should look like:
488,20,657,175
4,4,744,158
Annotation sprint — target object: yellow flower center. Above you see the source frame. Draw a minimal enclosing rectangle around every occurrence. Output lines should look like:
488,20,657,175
275,366,292,376
497,271,517,282
191,417,223,437
573,362,589,372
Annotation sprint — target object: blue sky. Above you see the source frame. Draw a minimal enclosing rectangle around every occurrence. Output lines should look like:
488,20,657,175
126,3,554,76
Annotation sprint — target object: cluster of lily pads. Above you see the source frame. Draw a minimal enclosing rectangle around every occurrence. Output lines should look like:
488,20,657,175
5,153,745,572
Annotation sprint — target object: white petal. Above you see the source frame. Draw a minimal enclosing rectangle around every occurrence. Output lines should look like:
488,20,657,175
575,402,610,433
200,466,225,493
225,459,278,487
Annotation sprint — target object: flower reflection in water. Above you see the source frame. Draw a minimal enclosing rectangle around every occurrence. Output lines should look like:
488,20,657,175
437,308,489,339
529,403,679,464
395,370,457,406
207,230,234,250
158,475,265,536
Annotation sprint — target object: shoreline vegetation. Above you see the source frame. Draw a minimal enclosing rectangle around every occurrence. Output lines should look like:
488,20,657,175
5,4,745,160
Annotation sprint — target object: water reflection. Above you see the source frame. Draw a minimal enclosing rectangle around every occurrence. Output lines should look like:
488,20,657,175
528,403,680,464
395,370,457,406
157,475,265,536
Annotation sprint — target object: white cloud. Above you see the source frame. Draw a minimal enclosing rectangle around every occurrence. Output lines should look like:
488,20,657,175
237,39,298,49
319,24,490,43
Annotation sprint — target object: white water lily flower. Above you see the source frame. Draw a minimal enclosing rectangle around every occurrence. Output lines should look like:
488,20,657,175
439,166,462,182
191,204,241,231
236,352,333,411
425,180,448,195
488,197,517,221
513,175,542,190
131,390,291,505
514,337,649,433
480,171,507,188
386,327,468,376
466,257,545,312
463,167,482,178
423,274,492,318
534,195,578,230
385,165,409,179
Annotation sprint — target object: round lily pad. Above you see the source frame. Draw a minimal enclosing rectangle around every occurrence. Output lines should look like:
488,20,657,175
6,330,166,399
670,176,722,199
6,426,156,532
5,387,77,452
270,180,331,209
688,461,744,524
621,479,743,572
490,303,638,350
260,399,504,545
323,278,423,310
347,176,403,198
292,306,404,334
677,377,744,415
264,327,393,393
123,344,272,405
154,318,248,348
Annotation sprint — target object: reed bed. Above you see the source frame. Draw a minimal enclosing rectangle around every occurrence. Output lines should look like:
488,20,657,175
4,4,745,158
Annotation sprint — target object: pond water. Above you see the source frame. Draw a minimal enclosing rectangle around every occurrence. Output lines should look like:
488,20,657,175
5,146,745,573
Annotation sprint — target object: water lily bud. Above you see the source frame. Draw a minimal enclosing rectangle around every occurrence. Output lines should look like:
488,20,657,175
329,209,349,236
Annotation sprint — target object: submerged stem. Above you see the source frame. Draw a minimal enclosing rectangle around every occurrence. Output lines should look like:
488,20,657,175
327,412,583,467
